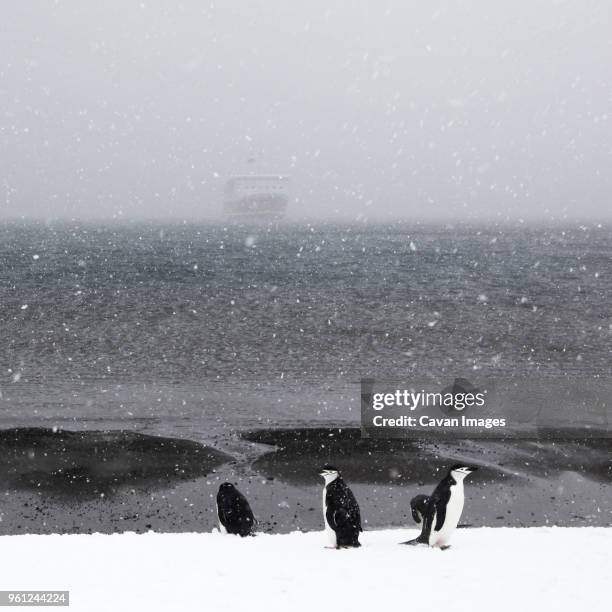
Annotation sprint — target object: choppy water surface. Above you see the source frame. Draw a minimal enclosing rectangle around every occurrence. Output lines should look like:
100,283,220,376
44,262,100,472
1,221,610,439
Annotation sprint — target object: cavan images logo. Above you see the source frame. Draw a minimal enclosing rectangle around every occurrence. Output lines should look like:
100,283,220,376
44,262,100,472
362,375,611,440
361,376,511,439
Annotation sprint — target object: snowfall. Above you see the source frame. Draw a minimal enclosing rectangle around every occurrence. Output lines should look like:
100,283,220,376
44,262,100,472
1,527,609,612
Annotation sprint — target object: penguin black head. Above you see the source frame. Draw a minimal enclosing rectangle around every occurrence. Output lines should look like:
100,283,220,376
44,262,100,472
320,465,340,483
449,465,477,480
219,482,237,491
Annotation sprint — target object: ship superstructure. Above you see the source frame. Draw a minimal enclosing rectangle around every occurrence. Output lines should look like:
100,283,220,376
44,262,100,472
224,173,289,221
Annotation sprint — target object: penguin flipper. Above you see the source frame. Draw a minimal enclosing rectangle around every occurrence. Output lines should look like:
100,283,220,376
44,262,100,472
433,489,451,531
235,497,256,536
434,503,447,532
331,507,361,547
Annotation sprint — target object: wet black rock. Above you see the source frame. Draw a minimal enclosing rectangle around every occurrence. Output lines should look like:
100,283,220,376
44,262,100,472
0,427,232,498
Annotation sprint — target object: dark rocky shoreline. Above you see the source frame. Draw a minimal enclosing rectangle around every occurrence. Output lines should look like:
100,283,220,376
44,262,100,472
242,427,612,485
0,426,609,535
0,427,231,498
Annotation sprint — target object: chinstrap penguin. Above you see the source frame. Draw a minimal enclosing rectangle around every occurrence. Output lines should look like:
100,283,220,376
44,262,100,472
410,493,430,524
216,482,256,537
320,465,362,548
402,465,477,549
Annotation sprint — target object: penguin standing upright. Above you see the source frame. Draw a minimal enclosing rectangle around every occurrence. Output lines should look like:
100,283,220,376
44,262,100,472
403,465,477,549
320,465,362,548
216,483,256,537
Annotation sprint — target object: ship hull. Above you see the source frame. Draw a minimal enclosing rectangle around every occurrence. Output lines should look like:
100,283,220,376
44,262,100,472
224,194,288,222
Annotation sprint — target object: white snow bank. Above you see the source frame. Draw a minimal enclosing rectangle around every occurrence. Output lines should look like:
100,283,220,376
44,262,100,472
1,527,609,612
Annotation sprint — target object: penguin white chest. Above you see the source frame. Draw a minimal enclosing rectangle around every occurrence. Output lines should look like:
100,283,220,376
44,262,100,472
322,486,337,547
430,483,464,547
216,505,227,534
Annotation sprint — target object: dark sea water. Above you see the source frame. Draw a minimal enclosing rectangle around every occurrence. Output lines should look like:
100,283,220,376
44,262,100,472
1,222,610,434
0,221,610,534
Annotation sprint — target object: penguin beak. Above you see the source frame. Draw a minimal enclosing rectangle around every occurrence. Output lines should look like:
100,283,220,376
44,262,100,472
320,470,337,478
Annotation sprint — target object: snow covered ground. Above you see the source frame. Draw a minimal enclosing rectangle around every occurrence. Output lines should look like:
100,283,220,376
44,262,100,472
0,527,609,612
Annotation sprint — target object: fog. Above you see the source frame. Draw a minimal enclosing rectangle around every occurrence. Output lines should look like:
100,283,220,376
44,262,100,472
1,1,611,221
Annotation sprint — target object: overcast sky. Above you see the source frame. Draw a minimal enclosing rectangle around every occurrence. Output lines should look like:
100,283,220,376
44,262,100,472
1,1,611,221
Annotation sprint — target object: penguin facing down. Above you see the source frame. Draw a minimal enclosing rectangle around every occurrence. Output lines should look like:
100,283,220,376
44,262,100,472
410,494,430,524
320,465,362,548
216,483,256,537
403,465,477,549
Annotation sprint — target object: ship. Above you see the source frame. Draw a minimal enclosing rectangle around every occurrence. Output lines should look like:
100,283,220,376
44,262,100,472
223,171,289,222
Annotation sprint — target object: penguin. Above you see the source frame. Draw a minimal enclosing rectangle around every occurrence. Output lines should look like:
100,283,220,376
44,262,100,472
320,465,362,548
402,465,477,549
216,482,256,537
410,493,430,524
